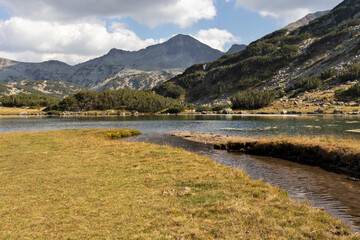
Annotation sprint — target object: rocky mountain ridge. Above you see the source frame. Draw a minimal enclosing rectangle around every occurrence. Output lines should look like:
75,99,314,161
284,10,330,31
0,35,223,92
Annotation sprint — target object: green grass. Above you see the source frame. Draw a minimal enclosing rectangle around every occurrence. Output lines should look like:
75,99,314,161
0,129,357,239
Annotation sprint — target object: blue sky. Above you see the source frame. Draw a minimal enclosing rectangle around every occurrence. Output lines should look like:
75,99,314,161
0,0,342,64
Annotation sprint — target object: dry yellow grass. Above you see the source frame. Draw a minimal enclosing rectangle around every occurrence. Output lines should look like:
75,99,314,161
0,129,358,239
221,136,360,176
0,106,45,115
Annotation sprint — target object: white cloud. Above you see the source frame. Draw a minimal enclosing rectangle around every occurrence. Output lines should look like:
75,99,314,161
0,0,216,28
234,0,342,23
193,28,240,51
0,17,161,64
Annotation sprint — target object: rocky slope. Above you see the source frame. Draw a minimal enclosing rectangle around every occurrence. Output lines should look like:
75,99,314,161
284,10,330,31
90,69,182,91
155,0,360,105
0,35,223,92
0,80,83,98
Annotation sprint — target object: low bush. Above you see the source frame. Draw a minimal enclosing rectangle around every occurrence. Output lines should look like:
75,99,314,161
212,105,231,111
153,82,186,99
338,63,360,82
320,68,337,80
105,129,142,139
166,104,186,114
294,77,323,91
231,91,275,110
196,106,212,112
1,94,60,108
343,83,360,98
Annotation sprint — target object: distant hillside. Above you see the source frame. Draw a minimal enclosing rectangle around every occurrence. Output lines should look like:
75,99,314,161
284,10,330,31
226,44,247,54
0,80,83,98
154,0,360,105
0,35,223,91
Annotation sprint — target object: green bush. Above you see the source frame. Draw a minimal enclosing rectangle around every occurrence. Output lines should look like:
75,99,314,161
320,68,337,80
1,94,60,108
196,106,212,112
344,83,360,98
55,89,178,113
105,129,142,139
166,104,186,114
338,63,360,82
212,105,231,111
294,77,323,91
231,91,275,110
153,82,186,99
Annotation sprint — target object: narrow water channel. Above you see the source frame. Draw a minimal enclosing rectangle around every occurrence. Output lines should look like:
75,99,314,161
126,132,360,232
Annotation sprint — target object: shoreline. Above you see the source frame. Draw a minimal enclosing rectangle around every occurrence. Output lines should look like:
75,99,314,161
171,132,360,178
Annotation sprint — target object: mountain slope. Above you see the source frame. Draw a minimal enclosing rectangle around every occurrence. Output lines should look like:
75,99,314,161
154,0,360,105
0,80,83,98
284,10,330,31
0,35,223,90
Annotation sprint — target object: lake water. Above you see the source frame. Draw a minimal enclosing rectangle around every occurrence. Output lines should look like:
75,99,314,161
1,114,360,232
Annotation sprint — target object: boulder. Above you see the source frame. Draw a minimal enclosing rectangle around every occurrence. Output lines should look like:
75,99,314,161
222,108,233,114
333,109,343,114
281,110,288,115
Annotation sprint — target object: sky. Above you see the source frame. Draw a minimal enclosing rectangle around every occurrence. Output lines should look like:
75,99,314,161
0,0,343,65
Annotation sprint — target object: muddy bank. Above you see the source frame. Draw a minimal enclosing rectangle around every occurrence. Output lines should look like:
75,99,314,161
172,132,360,178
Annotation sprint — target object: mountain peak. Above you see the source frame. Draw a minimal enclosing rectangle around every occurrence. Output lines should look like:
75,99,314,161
284,10,330,31
226,44,247,55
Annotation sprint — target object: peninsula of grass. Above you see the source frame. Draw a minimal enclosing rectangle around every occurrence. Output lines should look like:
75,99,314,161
0,106,45,115
216,136,360,177
0,129,357,239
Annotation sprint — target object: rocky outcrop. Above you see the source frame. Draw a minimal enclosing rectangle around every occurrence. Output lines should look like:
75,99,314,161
0,35,223,89
226,44,247,54
284,10,330,31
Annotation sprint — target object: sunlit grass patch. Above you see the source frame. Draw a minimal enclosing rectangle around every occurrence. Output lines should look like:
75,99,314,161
0,129,356,239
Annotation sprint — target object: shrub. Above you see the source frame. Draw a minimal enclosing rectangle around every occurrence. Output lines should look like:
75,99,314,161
344,83,360,98
55,89,178,113
196,106,212,112
212,105,231,111
338,63,360,82
166,104,186,114
105,129,142,139
320,68,337,80
1,94,60,108
153,82,186,99
294,77,323,91
231,91,275,110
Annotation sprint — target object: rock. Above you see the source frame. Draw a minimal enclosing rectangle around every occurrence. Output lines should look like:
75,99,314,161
201,111,207,115
131,111,139,116
281,110,288,114
180,187,191,191
222,108,233,114
314,109,324,114
19,111,28,115
333,109,343,114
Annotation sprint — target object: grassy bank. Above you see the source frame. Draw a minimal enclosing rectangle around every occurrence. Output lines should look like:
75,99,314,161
0,106,45,115
216,136,360,177
0,129,357,239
